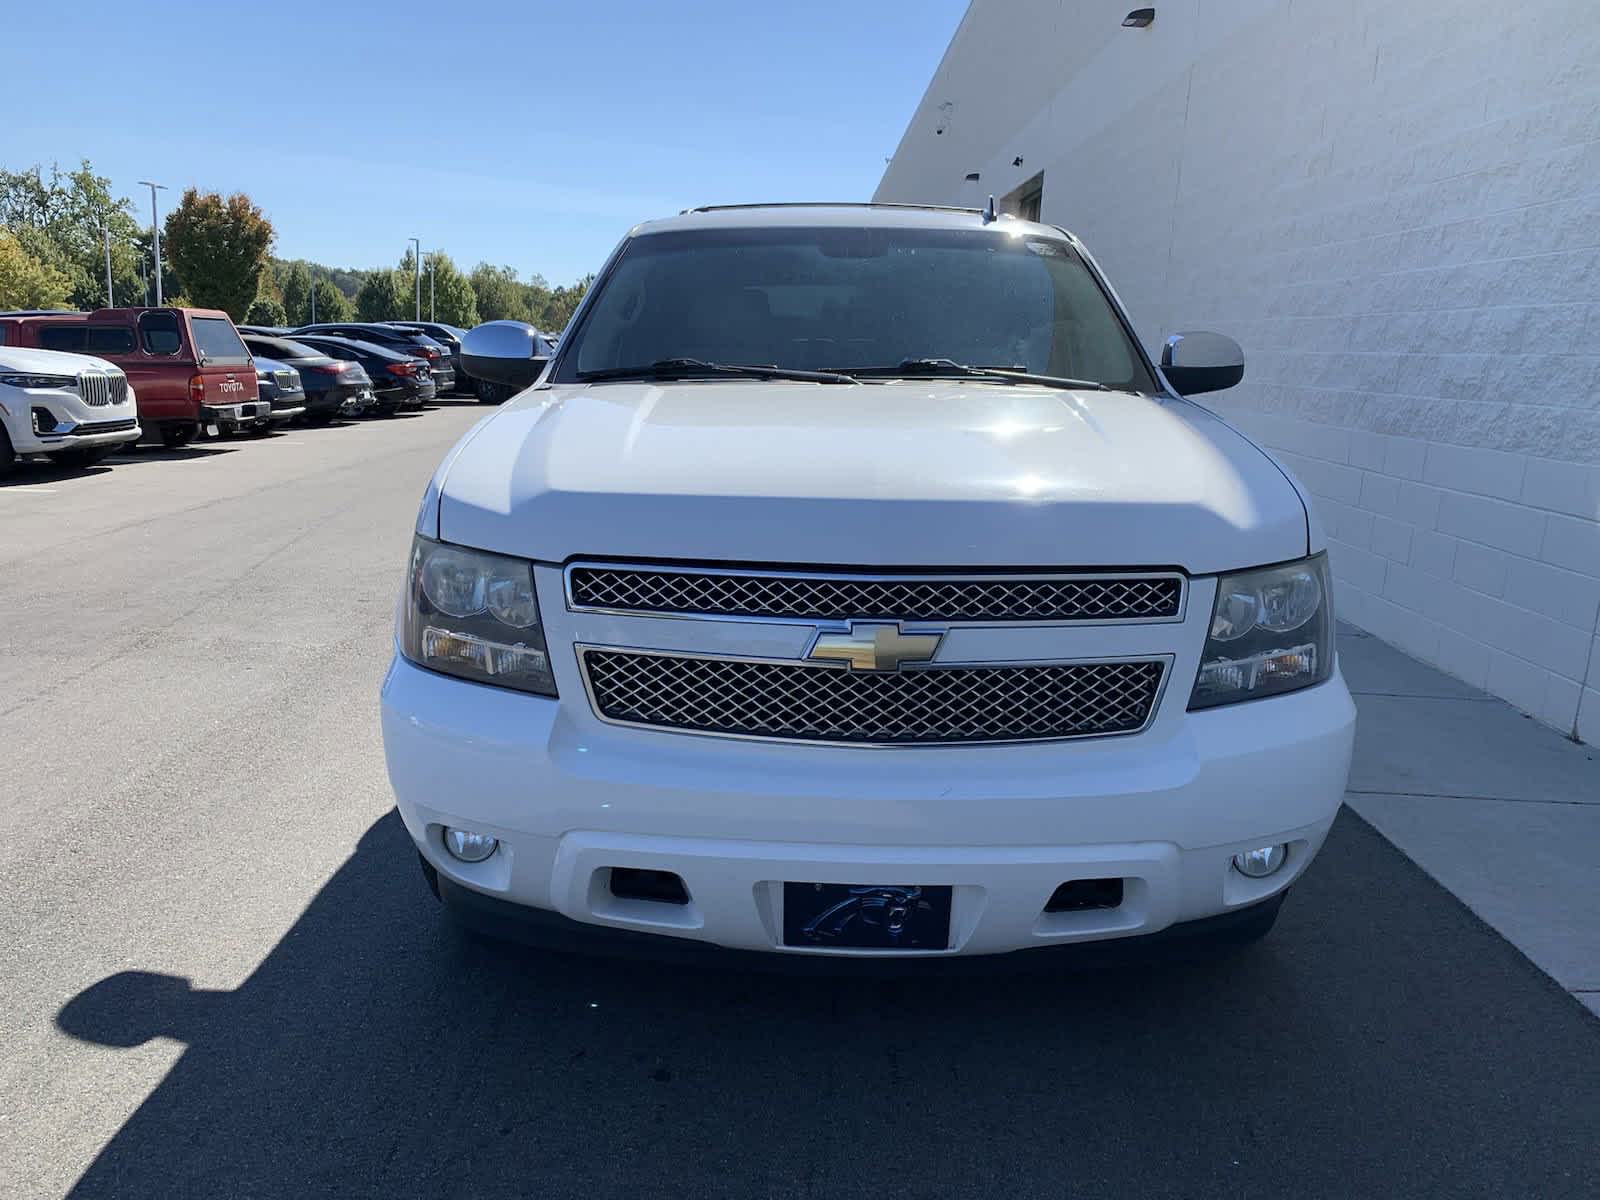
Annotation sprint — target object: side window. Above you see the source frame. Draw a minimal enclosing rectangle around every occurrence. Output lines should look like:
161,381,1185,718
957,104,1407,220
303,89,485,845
85,326,136,354
139,311,184,355
38,326,88,353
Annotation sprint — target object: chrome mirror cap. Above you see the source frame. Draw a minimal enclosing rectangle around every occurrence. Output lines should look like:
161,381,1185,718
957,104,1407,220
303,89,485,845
1161,330,1245,396
461,320,549,389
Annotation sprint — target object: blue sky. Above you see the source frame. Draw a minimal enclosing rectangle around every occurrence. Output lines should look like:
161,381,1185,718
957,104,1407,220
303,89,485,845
4,1,965,284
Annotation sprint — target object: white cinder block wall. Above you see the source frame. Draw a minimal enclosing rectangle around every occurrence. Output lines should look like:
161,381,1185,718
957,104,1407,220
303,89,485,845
877,0,1600,743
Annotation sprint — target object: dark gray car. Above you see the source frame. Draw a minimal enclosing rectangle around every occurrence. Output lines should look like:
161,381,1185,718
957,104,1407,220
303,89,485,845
385,322,468,392
289,324,455,393
282,334,436,414
241,334,376,423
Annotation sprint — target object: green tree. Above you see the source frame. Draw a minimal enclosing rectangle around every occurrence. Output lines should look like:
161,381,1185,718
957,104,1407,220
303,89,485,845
280,261,312,324
162,188,274,319
245,295,288,326
355,270,407,321
311,278,353,322
0,231,73,309
427,253,480,327
469,263,531,322
534,275,593,333
0,160,144,309
129,229,180,306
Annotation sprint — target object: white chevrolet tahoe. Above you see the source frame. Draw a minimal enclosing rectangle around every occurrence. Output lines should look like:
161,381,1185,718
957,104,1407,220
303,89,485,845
381,203,1356,962
0,345,140,475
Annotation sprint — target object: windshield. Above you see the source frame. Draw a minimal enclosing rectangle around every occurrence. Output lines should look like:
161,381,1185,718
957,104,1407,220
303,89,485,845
556,225,1156,391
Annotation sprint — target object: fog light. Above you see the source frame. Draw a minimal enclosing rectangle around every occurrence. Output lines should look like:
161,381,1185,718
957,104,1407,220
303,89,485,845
443,827,498,863
1233,844,1287,878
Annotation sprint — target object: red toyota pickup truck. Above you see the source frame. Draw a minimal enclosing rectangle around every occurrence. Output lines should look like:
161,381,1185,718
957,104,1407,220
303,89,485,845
0,307,268,447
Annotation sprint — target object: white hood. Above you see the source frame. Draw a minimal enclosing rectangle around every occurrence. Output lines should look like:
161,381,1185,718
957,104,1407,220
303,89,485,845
0,344,119,375
434,381,1307,574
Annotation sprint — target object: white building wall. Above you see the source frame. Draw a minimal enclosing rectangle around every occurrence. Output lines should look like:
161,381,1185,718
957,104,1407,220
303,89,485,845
877,0,1600,743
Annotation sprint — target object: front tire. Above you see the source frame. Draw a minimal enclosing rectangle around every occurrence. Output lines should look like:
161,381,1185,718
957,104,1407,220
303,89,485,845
0,424,15,478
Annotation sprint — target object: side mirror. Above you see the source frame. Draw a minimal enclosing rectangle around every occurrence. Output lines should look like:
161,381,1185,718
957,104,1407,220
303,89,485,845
1160,331,1244,396
461,320,549,389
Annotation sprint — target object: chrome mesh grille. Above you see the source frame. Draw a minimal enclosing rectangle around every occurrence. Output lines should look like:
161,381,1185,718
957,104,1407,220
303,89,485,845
569,566,1182,623
78,371,125,408
581,650,1166,745
274,369,300,391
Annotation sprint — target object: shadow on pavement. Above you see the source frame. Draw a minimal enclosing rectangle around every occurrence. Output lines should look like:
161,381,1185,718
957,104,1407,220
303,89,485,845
0,462,114,486
102,444,241,466
57,810,1600,1199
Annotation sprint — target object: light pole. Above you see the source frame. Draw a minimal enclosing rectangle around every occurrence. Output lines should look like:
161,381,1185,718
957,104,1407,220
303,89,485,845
407,236,422,321
309,265,317,324
103,225,115,308
427,249,442,321
137,181,167,306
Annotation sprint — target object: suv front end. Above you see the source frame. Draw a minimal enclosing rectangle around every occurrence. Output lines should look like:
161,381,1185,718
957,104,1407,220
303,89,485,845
0,350,140,471
379,205,1356,962
382,541,1352,959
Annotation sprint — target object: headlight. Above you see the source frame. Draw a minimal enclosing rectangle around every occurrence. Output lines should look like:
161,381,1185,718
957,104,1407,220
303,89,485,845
400,536,556,696
0,373,76,390
1189,553,1333,709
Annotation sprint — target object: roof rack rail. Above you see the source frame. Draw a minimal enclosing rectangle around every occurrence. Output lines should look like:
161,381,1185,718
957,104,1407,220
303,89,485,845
681,201,984,216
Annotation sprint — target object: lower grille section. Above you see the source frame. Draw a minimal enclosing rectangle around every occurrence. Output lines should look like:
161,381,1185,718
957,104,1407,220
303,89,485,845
580,648,1167,745
71,418,138,434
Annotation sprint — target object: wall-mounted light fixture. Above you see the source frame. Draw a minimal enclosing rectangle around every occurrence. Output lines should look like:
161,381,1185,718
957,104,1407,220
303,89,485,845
1123,7,1155,27
964,172,981,182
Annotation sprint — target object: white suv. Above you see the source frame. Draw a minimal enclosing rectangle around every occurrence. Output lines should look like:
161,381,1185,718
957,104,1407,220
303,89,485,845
381,204,1355,962
0,345,140,475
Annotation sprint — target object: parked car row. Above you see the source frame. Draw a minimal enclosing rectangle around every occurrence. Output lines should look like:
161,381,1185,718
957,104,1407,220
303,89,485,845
0,307,487,478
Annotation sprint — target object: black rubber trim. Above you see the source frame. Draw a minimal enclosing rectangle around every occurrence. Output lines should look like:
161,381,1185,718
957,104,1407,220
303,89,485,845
433,873,1284,976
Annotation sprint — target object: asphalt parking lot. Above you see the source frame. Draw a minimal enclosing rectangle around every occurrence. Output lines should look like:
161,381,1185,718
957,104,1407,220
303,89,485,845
2,404,1597,1199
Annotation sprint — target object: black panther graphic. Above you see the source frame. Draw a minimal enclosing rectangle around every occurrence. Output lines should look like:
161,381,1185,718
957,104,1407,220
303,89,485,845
801,885,931,945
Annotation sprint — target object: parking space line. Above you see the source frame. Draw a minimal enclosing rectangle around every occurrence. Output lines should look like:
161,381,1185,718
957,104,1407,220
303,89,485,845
2,487,58,495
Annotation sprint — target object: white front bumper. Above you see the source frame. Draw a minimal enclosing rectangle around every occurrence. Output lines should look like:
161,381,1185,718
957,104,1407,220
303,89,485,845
2,388,140,454
380,653,1355,957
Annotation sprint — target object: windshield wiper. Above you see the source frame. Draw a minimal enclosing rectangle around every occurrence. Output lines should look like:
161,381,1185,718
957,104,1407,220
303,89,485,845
826,358,1112,391
576,358,856,385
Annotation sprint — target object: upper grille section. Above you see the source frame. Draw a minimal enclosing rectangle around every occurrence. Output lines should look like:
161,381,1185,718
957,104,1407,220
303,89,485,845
78,371,126,408
568,565,1183,624
580,649,1166,745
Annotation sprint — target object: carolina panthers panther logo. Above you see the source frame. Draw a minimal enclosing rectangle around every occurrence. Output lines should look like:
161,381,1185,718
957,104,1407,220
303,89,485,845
801,885,930,945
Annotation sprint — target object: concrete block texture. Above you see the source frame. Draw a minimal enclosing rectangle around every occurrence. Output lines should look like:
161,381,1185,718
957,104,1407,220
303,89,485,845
876,0,1600,741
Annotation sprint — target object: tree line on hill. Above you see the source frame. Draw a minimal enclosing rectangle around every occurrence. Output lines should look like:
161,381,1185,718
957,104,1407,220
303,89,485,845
0,159,590,335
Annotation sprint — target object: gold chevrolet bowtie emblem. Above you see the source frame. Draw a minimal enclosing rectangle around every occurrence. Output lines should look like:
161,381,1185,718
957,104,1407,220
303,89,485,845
807,623,943,672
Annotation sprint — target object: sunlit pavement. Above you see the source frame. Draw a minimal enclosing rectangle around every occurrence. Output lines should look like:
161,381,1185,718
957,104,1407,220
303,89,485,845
2,403,1596,1199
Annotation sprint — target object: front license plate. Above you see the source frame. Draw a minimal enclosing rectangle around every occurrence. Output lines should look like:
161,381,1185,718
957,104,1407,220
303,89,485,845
782,882,953,950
